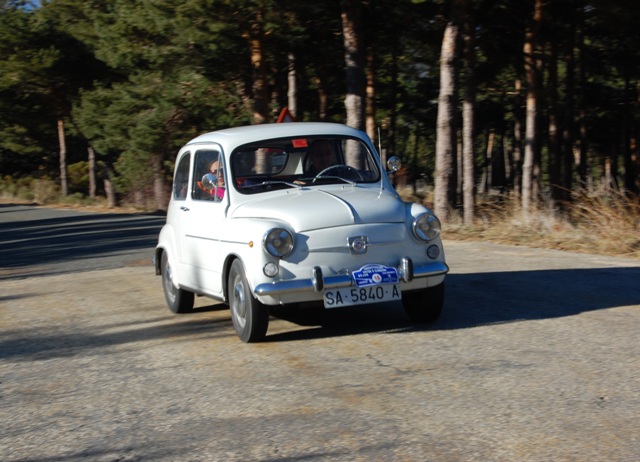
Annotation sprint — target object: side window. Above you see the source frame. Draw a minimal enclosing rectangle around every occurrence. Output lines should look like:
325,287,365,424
173,152,190,200
192,149,225,201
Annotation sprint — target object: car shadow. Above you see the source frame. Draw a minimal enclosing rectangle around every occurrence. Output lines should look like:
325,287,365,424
0,315,236,362
265,266,640,342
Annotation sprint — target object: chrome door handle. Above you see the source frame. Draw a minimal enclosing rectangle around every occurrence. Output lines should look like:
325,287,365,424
180,206,190,211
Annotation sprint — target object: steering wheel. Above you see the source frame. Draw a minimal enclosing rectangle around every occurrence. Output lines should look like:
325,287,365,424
313,165,364,182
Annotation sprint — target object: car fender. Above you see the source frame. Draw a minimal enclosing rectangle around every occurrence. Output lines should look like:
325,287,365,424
217,217,292,295
155,223,180,283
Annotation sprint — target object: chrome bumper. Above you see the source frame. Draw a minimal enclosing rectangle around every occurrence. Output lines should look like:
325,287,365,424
254,258,449,297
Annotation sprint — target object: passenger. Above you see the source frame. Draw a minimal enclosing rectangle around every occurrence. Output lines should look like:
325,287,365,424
197,158,225,199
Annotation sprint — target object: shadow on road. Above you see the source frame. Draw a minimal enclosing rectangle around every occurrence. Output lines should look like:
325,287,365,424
2,266,639,355
266,266,640,342
0,315,235,362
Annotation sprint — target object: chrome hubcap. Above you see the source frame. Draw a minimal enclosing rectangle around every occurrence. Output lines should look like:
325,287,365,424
232,277,247,329
163,261,176,301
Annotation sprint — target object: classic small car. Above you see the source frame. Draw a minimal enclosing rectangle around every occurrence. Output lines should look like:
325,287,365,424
155,122,448,342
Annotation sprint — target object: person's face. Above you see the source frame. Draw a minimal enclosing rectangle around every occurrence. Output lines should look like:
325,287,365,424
210,160,225,186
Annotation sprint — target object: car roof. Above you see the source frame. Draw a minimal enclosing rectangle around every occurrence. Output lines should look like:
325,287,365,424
185,122,367,147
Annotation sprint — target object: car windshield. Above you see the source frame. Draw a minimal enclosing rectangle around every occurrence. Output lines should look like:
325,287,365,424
231,136,380,194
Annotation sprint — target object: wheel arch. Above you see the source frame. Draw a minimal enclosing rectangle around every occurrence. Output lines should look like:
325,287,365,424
221,253,242,303
154,247,165,276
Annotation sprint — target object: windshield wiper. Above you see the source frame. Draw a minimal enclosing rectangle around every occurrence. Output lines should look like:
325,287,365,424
311,176,356,186
241,180,302,190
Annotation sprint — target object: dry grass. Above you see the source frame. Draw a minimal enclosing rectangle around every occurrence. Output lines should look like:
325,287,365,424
400,189,640,260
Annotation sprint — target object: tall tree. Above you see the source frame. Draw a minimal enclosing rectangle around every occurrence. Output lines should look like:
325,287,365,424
460,0,475,225
434,0,462,222
247,5,269,124
340,0,366,131
521,0,543,213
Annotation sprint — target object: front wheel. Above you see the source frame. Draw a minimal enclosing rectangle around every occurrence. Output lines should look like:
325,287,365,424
228,259,270,342
161,252,194,314
402,283,445,324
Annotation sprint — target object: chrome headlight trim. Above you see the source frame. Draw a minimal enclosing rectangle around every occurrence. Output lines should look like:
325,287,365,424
413,213,441,242
263,228,294,258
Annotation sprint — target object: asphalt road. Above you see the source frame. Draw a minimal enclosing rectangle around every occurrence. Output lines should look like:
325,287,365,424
0,204,165,279
1,203,639,461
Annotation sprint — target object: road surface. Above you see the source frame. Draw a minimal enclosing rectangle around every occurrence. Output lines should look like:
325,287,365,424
1,203,639,461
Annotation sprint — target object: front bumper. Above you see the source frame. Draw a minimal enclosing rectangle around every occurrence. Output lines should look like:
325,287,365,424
254,257,449,297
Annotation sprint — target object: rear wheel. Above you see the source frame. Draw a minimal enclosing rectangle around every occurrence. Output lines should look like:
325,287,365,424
402,283,445,323
161,252,194,314
228,259,270,342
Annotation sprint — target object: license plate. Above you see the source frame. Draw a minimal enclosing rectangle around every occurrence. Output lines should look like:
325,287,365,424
323,283,401,308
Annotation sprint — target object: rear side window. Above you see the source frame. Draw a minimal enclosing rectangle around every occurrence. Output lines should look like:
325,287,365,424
173,152,190,200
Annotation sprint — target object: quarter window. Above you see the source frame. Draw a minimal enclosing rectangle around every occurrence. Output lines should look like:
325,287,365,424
173,153,190,200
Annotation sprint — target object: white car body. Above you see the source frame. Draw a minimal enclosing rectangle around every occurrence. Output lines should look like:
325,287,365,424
156,122,448,342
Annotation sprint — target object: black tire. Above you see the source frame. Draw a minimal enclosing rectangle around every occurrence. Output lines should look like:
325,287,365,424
228,259,270,343
402,283,445,324
161,252,194,314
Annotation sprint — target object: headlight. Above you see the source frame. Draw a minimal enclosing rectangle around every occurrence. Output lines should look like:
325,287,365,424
263,228,294,257
413,213,441,242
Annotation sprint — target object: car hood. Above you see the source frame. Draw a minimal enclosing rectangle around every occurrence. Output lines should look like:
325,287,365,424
230,188,405,231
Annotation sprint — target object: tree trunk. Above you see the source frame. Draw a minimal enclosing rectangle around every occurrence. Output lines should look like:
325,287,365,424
461,2,475,225
512,79,523,199
365,46,376,143
479,129,495,195
341,0,366,132
387,42,398,164
104,177,116,208
623,74,639,195
562,25,576,202
635,79,640,194
57,119,68,197
88,146,96,198
287,52,297,119
152,154,165,211
434,17,459,222
249,9,268,124
548,42,562,203
314,74,329,121
576,6,587,191
522,0,543,214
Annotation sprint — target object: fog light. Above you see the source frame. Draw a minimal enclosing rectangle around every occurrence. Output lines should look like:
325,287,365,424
427,245,440,259
263,262,279,277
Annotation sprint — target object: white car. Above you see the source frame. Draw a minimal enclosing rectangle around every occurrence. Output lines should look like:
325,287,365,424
155,122,448,342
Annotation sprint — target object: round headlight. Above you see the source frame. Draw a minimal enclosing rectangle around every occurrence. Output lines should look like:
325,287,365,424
263,228,294,257
413,213,441,242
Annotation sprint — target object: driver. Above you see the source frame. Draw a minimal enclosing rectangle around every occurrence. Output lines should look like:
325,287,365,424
305,140,336,177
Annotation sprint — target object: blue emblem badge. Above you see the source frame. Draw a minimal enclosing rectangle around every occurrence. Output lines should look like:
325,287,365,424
352,264,399,287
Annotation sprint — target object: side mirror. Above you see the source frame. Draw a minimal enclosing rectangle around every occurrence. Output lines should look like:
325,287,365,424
387,156,402,173
201,173,218,191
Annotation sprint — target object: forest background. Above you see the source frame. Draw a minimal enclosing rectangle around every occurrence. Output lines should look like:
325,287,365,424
1,0,639,257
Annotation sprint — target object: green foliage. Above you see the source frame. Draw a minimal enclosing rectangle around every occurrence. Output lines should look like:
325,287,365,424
1,0,640,207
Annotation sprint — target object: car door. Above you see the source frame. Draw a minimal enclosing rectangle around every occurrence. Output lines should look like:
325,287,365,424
166,149,190,272
180,144,228,297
